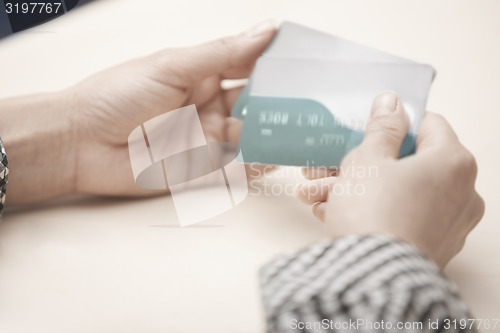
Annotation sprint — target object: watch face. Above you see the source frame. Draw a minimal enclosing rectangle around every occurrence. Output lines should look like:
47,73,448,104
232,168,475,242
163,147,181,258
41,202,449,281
0,0,89,38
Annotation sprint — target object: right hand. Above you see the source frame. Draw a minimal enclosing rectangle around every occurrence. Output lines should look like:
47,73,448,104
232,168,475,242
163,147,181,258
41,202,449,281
297,91,485,268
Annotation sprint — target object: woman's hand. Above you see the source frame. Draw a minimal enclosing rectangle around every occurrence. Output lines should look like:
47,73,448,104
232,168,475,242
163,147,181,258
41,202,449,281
297,91,485,268
1,21,276,205
69,21,275,196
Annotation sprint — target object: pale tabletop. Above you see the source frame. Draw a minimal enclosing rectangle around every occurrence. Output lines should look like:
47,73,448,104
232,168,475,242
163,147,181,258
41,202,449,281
0,0,499,332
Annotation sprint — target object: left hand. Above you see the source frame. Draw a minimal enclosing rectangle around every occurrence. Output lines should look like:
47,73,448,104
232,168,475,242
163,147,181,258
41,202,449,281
69,21,276,196
1,21,276,205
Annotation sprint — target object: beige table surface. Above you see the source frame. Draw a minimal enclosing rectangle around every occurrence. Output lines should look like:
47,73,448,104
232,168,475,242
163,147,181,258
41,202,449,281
1,0,499,332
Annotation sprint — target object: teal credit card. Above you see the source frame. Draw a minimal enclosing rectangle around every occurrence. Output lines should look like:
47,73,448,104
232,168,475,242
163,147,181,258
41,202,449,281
233,21,436,167
237,58,435,168
238,96,365,167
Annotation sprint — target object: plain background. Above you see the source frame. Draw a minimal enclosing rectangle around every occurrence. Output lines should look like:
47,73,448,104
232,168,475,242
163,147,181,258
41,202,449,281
0,0,499,332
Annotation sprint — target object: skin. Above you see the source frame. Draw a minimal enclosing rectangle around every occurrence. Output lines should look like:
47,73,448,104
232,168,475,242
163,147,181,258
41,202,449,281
0,24,484,268
296,91,485,268
0,20,277,204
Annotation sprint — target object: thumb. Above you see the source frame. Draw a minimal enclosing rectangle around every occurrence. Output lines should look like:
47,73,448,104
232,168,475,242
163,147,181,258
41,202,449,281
361,91,409,159
155,20,277,84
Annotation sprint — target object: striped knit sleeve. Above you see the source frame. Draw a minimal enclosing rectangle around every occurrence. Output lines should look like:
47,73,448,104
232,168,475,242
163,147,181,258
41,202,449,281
260,235,475,333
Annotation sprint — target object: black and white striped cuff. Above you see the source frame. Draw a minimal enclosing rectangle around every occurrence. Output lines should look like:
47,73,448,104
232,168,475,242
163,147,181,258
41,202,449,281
260,234,474,333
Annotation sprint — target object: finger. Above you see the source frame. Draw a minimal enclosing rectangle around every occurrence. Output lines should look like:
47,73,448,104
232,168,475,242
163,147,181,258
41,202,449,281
223,86,245,117
312,202,327,222
302,167,337,180
221,64,256,80
416,112,460,152
296,178,336,205
245,163,277,178
360,91,408,159
465,192,486,232
224,117,277,176
225,117,243,144
224,86,245,109
186,75,222,109
188,83,244,117
156,20,276,85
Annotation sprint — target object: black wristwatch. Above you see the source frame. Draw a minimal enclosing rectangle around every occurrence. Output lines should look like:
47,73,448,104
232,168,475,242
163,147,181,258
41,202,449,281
0,137,8,216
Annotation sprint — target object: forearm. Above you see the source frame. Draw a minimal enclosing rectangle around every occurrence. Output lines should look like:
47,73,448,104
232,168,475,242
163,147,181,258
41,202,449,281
260,235,475,332
0,92,76,206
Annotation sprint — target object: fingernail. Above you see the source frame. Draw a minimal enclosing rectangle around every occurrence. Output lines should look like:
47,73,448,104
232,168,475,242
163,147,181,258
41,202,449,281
246,19,277,37
312,202,326,222
371,90,398,118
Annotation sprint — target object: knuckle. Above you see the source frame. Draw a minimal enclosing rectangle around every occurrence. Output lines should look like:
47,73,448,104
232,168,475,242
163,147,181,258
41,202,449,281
214,36,237,57
455,238,466,254
153,48,176,67
151,48,192,85
367,114,403,131
464,192,485,231
218,36,237,49
365,115,406,141
342,149,362,166
475,193,486,222
462,150,478,176
429,112,446,124
449,147,478,177
152,48,182,75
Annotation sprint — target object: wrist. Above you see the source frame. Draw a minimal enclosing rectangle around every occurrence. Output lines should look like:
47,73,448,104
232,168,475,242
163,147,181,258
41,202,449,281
0,91,78,205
